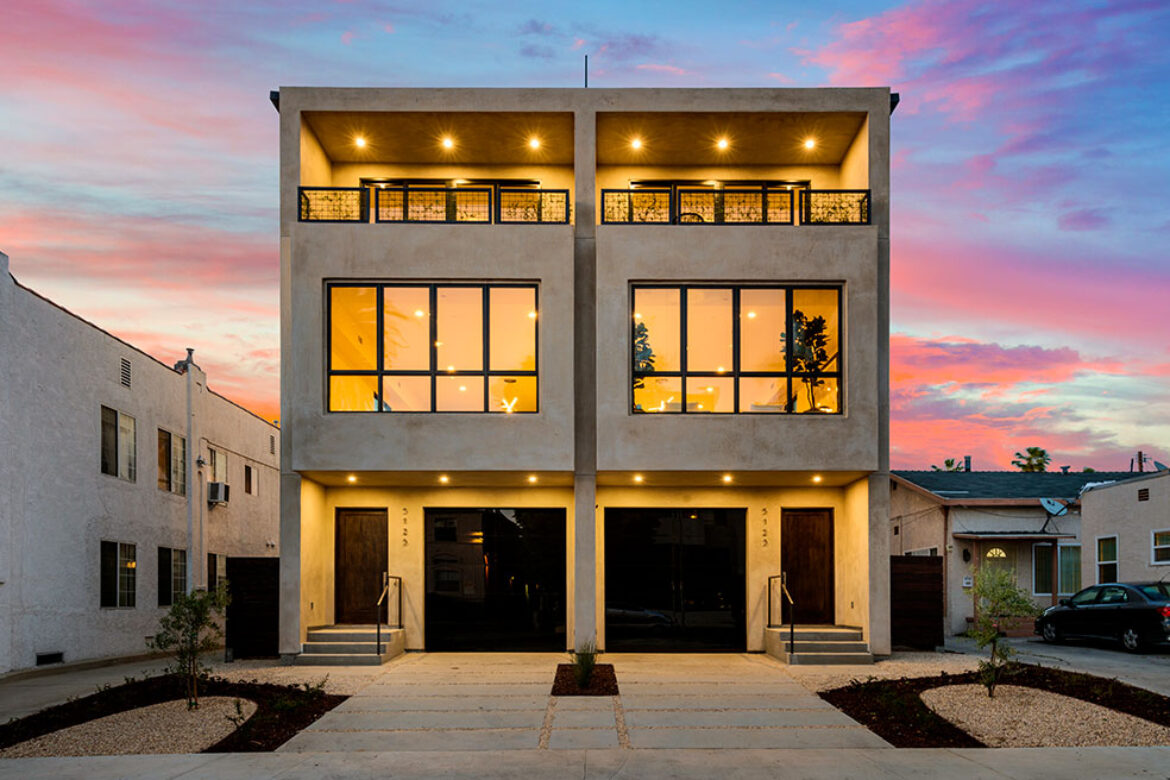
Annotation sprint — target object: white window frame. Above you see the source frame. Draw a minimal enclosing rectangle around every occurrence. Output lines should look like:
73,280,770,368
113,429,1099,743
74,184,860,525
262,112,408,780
208,446,228,484
1152,528,1170,566
1095,534,1119,584
1032,542,1081,597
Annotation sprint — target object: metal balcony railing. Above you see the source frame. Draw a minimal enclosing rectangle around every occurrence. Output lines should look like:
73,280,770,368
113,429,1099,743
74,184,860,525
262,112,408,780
675,188,794,225
496,189,571,224
601,189,673,224
299,187,368,222
375,187,493,224
801,190,871,225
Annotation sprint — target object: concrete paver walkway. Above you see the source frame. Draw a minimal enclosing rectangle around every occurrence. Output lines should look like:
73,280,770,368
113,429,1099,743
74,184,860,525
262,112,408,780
279,652,887,752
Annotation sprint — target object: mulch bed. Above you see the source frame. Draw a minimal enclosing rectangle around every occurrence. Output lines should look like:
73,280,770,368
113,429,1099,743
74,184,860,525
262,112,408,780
551,664,619,696
0,673,346,753
821,663,1170,748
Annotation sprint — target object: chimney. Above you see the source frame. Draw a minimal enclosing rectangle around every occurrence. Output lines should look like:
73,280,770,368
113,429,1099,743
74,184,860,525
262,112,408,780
963,455,971,472
1060,465,1070,474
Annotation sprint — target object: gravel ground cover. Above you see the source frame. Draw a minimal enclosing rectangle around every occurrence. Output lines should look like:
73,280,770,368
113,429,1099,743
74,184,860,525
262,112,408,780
0,697,257,758
787,651,980,693
206,659,380,695
921,684,1170,748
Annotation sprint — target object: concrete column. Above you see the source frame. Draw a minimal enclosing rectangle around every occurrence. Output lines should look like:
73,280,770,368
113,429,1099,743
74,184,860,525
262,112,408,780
867,472,892,655
279,471,303,657
573,475,597,649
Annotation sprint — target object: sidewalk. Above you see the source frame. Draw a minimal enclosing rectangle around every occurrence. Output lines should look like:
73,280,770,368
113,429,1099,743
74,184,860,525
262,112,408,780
2,746,1170,779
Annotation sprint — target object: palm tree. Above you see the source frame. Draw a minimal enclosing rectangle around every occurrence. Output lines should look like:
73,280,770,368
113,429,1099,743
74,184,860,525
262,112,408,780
932,458,963,472
1011,447,1051,472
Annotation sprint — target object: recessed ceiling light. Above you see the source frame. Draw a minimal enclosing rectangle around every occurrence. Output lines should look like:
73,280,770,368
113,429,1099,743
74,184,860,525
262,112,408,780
722,474,733,483
706,386,714,393
439,475,449,484
528,475,538,483
804,138,816,150
746,311,757,319
529,137,541,149
630,137,643,150
414,309,426,317
458,385,467,392
527,311,537,319
716,137,729,150
633,474,644,483
354,136,367,148
812,474,823,483
347,474,357,483
441,136,455,149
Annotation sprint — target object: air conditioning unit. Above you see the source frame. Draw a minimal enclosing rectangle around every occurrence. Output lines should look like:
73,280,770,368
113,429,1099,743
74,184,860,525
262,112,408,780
207,482,230,505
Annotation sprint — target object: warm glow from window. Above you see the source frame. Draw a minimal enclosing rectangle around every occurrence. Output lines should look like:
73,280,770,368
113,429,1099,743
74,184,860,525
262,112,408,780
746,311,757,319
528,137,541,149
347,474,357,483
986,547,1007,558
439,475,450,484
804,138,816,150
630,137,643,150
716,137,729,150
722,474,733,483
527,311,537,319
633,474,644,483
414,309,426,317
354,136,367,148
441,136,455,149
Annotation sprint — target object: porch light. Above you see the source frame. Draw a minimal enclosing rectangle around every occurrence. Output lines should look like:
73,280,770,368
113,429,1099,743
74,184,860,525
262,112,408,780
528,137,541,149
347,474,357,483
716,137,729,150
722,474,733,483
803,138,816,150
812,475,823,483
633,474,644,483
528,475,538,483
439,475,450,484
630,137,643,150
441,136,455,149
354,136,367,148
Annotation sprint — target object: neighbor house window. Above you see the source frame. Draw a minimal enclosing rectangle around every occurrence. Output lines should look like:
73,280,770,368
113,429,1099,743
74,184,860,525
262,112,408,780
327,283,538,413
244,464,255,495
208,447,227,483
1153,530,1170,565
100,541,136,608
630,285,841,414
157,430,187,495
157,547,187,607
1033,543,1081,595
1096,536,1118,583
100,406,136,481
208,553,227,589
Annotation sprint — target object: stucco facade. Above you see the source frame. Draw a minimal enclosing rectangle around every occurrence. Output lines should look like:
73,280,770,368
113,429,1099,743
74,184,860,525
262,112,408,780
1081,471,1170,585
277,88,892,658
0,253,280,674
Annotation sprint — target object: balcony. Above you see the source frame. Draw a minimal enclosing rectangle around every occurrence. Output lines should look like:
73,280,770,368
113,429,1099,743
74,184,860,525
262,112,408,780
600,187,869,226
299,186,571,224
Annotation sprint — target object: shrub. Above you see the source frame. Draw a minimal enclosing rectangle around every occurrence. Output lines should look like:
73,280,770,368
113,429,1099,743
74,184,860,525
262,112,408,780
571,639,598,689
970,567,1038,697
148,581,230,709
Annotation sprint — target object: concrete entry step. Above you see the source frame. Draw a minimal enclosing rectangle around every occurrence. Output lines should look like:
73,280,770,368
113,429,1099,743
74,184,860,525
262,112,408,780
782,652,875,665
764,627,873,665
767,626,864,642
297,626,405,666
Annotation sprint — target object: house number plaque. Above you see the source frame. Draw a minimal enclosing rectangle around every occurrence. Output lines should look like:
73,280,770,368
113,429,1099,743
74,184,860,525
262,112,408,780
761,507,769,547
402,508,409,546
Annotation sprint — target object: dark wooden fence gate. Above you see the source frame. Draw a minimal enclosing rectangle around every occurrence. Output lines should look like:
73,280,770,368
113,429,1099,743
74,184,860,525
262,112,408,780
225,557,280,658
889,555,944,649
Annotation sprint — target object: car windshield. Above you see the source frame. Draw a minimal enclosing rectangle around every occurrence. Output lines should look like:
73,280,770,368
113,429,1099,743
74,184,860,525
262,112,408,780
1137,584,1170,601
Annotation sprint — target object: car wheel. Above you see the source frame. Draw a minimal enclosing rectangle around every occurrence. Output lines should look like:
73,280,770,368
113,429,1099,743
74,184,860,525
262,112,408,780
1120,626,1146,653
1041,621,1061,644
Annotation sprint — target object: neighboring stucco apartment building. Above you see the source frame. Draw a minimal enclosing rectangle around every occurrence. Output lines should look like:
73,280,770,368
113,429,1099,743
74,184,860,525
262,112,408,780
276,87,893,662
0,252,280,674
1081,470,1170,586
891,469,1143,636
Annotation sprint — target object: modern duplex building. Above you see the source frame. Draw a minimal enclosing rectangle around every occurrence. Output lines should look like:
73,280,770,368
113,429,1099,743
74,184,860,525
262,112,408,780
0,252,280,674
276,88,893,662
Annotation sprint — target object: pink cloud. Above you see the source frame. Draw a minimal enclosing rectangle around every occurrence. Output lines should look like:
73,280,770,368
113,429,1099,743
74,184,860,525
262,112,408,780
636,63,689,76
766,72,794,84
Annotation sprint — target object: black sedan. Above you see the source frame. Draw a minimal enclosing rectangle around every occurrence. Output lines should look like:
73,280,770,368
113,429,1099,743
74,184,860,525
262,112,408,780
1036,582,1170,652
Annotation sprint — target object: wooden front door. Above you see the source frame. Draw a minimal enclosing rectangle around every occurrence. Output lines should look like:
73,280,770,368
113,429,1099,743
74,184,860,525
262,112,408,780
335,509,388,624
781,509,835,624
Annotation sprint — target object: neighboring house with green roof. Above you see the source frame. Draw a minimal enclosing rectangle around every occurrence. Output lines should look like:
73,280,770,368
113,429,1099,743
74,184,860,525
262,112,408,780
891,469,1145,637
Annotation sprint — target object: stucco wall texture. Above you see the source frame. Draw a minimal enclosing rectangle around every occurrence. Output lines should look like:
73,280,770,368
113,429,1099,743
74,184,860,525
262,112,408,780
1082,472,1170,584
278,88,892,657
0,254,280,674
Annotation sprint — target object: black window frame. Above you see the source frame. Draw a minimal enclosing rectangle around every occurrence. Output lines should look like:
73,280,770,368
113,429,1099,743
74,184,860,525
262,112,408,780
629,283,844,415
100,540,137,608
326,281,540,414
100,405,137,481
157,546,187,607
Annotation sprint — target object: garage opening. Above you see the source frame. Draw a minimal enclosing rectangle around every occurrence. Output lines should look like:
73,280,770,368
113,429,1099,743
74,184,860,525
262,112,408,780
605,508,746,651
424,508,566,651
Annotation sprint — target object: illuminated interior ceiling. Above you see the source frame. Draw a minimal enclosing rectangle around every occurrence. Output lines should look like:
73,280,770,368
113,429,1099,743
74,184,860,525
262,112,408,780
596,112,866,166
305,111,575,165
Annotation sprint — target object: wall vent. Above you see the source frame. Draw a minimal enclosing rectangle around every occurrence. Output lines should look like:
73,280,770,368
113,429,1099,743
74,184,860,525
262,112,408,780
1139,488,1150,502
269,434,276,455
119,358,132,388
36,652,64,666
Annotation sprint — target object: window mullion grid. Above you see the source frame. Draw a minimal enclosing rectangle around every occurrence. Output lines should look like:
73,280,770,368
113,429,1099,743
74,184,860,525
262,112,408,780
679,286,688,414
375,285,384,412
429,285,438,413
732,287,741,413
482,286,490,413
785,287,794,414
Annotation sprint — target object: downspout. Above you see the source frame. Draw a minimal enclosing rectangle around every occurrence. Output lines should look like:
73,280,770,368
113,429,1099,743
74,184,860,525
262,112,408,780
183,349,196,594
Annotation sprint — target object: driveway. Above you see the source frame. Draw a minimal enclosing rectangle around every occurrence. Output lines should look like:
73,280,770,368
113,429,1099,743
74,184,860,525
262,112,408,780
278,652,888,752
945,635,1170,696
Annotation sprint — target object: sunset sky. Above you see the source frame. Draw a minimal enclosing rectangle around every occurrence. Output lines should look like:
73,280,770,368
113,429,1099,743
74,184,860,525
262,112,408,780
3,0,1168,471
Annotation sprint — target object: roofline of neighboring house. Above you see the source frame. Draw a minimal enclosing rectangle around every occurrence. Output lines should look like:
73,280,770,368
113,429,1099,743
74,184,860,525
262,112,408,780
890,473,1077,507
10,272,279,431
1081,469,1169,494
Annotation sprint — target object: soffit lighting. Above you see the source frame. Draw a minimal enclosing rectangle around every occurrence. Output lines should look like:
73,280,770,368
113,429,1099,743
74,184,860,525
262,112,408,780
630,137,643,150
354,136,367,148
529,137,541,150
722,474,733,483
439,475,450,484
633,474,644,483
716,137,729,150
803,138,816,150
812,474,823,483
527,475,538,484
441,136,455,149
347,474,357,483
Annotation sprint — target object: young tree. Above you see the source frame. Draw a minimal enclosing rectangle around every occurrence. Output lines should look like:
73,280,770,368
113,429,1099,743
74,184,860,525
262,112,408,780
1011,447,1051,472
932,458,964,472
970,567,1038,697
149,582,230,709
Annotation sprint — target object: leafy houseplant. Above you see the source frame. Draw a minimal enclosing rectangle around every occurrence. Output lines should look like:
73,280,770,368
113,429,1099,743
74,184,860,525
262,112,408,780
149,582,230,709
632,321,656,410
781,310,832,412
571,639,598,689
970,567,1038,697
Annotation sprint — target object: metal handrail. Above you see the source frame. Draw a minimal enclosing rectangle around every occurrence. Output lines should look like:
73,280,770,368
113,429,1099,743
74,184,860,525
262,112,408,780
496,188,571,224
767,574,797,655
374,573,404,655
374,186,493,224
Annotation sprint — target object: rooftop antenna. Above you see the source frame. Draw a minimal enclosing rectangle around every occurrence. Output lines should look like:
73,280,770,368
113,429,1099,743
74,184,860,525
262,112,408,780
584,55,589,88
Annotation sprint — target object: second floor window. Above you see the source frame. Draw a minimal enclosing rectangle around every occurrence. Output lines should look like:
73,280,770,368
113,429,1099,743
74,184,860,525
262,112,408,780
100,406,136,481
157,430,187,495
328,283,538,413
631,285,842,414
208,447,227,483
